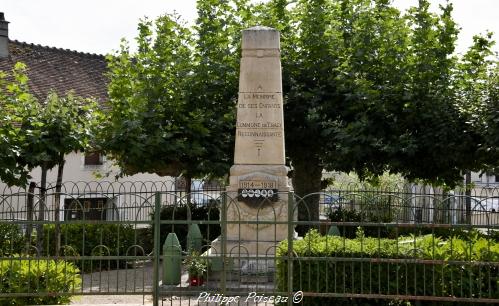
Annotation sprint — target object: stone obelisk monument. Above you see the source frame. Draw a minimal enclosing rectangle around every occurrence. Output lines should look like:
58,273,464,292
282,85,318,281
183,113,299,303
213,26,291,265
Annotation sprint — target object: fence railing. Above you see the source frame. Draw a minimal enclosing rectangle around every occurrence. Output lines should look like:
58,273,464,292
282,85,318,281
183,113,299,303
0,185,498,305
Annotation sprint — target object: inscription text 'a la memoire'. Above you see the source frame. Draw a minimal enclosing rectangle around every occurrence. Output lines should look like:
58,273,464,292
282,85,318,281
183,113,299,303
243,93,277,100
238,92,281,109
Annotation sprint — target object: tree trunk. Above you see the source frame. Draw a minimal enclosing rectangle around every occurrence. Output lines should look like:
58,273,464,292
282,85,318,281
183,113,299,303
54,153,65,257
292,156,323,236
25,182,36,252
442,189,450,224
185,175,192,202
465,171,471,224
36,164,48,256
185,175,192,221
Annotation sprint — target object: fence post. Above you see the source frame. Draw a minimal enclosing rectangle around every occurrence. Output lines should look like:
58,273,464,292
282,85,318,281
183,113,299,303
465,172,472,224
153,192,161,306
287,191,294,306
220,191,227,295
25,182,36,251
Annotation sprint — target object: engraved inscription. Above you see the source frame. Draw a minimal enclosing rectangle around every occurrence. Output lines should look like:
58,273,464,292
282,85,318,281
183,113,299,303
236,122,282,128
239,180,278,189
238,103,280,109
243,93,276,100
235,90,284,160
236,93,283,139
237,131,282,137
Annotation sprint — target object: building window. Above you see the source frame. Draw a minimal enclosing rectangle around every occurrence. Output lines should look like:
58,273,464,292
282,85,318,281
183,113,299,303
84,152,103,166
64,198,107,220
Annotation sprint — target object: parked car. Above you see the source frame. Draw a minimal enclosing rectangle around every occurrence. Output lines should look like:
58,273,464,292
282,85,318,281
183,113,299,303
175,180,221,206
322,194,343,209
471,197,499,212
320,194,351,218
176,192,220,206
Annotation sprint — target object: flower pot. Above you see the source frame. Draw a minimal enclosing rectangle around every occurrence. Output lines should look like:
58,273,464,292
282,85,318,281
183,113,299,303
189,276,204,286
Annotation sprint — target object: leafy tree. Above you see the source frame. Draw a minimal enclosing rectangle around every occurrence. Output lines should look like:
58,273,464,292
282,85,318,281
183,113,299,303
0,62,101,253
28,92,100,254
104,0,497,231
102,1,252,188
188,0,252,179
256,0,419,225
454,33,498,221
103,15,199,182
1,63,100,187
0,62,36,186
455,33,498,170
256,0,497,230
484,63,499,163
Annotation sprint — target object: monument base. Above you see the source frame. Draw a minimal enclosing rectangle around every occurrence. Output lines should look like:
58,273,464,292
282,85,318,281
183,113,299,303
226,164,293,247
205,164,295,281
206,238,277,283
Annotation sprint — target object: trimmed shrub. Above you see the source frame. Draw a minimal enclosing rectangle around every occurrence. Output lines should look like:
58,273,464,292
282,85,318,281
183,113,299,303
328,207,499,241
136,227,154,255
43,224,137,272
157,202,220,251
276,230,499,305
329,207,395,238
0,258,81,305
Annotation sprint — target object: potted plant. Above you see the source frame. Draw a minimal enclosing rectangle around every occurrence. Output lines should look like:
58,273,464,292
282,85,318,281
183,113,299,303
184,251,207,286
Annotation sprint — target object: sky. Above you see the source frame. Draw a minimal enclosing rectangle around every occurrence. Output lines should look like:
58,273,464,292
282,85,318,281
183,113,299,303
2,0,498,56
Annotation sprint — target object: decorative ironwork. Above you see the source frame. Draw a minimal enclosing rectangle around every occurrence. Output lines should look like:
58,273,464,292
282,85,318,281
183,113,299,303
0,181,498,305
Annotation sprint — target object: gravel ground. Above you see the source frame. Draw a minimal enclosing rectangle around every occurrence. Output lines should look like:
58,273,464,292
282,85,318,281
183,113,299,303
70,295,153,305
70,261,156,305
69,261,277,305
69,262,204,305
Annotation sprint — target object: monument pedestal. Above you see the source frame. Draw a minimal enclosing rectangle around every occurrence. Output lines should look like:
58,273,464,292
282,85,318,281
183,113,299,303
229,164,291,250
211,165,291,250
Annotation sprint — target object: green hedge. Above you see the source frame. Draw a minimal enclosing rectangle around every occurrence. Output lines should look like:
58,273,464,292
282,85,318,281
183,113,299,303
0,224,26,256
44,224,138,272
328,208,499,241
0,258,80,305
155,202,220,251
328,207,394,238
276,230,499,306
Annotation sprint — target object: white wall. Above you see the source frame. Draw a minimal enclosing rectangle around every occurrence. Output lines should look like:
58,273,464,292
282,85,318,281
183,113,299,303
0,152,177,221
28,152,167,184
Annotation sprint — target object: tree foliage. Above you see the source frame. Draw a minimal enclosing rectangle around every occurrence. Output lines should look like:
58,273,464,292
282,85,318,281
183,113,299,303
103,0,497,225
0,63,36,186
24,92,100,174
455,33,499,172
252,0,498,225
104,15,195,177
0,62,101,187
103,1,252,179
267,0,481,184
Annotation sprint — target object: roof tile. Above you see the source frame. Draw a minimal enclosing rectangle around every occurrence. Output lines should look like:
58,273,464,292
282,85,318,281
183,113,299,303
0,40,108,103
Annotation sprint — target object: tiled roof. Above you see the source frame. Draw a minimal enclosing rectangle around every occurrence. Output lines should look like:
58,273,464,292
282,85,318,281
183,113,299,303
0,40,108,103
